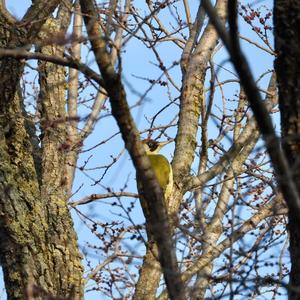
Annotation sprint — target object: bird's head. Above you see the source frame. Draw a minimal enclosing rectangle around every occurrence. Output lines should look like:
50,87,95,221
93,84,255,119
142,139,171,154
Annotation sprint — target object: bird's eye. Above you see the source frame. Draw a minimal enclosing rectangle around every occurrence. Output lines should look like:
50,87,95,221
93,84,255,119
147,141,157,151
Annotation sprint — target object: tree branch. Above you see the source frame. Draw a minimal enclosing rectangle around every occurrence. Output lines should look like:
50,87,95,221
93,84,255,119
0,47,104,86
70,192,139,206
202,0,300,215
157,197,287,299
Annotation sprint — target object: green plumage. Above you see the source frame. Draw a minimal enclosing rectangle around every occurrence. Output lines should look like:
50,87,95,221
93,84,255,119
147,154,171,194
137,139,173,220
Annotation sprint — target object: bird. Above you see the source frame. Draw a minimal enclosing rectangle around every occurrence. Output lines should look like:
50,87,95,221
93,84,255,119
142,139,173,199
137,139,173,218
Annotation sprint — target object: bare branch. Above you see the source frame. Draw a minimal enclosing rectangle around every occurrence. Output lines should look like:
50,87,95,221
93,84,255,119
202,0,300,214
157,198,287,300
0,47,104,86
183,0,192,33
70,192,139,206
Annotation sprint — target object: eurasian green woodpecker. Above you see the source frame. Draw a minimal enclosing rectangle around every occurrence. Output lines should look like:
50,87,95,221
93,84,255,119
137,139,173,209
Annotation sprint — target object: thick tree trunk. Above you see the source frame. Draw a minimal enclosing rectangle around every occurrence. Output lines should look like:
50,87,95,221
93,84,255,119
0,3,84,299
274,1,300,299
0,66,51,299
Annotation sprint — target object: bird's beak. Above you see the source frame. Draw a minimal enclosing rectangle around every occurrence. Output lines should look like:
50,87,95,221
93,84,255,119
158,139,173,147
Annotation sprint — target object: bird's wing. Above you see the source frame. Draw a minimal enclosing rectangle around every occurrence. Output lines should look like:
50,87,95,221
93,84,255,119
148,154,172,193
136,154,173,224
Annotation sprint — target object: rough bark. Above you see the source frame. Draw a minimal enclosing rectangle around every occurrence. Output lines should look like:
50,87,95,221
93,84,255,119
274,1,300,298
37,16,84,299
0,1,84,299
133,243,161,300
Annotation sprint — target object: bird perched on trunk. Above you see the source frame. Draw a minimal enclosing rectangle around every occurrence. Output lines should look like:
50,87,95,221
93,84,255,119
139,138,173,201
136,138,173,222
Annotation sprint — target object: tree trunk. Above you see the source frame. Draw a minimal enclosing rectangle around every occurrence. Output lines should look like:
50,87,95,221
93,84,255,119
274,1,300,298
133,242,161,300
0,3,84,299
